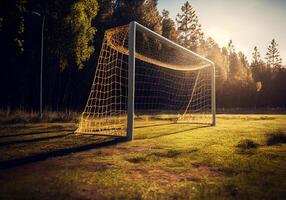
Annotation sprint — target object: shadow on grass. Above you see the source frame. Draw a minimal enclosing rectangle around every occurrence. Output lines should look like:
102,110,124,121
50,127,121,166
0,136,126,170
0,132,75,147
235,139,259,154
135,122,176,129
0,129,76,139
136,124,210,140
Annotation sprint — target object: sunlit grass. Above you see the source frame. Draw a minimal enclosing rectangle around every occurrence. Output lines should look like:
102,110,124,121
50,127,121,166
0,114,285,199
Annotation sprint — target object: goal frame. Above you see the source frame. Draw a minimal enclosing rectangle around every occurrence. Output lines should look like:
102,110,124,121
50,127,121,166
127,21,216,140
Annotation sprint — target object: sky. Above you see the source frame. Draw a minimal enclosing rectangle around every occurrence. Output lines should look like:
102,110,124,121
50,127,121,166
158,0,286,64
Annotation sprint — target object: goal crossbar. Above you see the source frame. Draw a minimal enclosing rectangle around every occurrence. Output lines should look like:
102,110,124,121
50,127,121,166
135,22,215,69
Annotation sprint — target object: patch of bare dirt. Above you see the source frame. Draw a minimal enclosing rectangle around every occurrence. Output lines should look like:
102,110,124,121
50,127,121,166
126,165,227,186
48,155,114,172
128,168,181,186
11,159,61,177
72,183,109,200
9,154,113,178
192,162,236,177
104,145,166,155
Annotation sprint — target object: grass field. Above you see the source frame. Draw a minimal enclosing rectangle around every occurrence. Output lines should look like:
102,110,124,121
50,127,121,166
0,114,286,200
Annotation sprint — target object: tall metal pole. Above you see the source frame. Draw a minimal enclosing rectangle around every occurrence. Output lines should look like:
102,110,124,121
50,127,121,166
211,63,216,126
29,11,44,119
40,15,45,119
127,21,136,141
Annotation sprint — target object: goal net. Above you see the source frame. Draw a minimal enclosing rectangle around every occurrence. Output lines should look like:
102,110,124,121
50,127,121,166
76,22,215,139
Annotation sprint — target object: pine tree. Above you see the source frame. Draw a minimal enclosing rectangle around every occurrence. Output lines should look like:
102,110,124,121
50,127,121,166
161,9,176,41
265,39,283,69
176,1,203,51
238,51,253,82
252,46,262,65
226,41,248,81
227,40,237,78
238,52,249,69
250,46,268,85
205,37,217,50
227,40,235,55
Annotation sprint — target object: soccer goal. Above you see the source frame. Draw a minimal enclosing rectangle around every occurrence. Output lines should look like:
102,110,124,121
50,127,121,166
76,21,216,140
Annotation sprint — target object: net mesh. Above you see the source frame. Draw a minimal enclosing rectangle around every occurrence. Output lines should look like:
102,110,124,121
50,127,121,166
76,25,213,137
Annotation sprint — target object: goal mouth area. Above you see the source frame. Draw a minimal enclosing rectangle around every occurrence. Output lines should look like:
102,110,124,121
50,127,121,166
75,114,212,137
76,21,216,139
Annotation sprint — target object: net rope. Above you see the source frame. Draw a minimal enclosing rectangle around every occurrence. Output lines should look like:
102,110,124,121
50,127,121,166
76,25,213,136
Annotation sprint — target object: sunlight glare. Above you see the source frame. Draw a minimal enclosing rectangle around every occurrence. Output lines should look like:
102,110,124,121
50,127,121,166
206,27,231,48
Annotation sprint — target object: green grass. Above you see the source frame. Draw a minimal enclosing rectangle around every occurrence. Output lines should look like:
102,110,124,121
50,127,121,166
0,114,286,199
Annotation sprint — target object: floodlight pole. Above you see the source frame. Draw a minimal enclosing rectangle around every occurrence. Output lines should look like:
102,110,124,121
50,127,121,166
29,11,45,119
211,63,216,126
127,21,136,140
40,15,45,119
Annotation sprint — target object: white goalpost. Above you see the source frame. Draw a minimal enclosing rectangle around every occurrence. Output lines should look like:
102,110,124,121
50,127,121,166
76,21,216,140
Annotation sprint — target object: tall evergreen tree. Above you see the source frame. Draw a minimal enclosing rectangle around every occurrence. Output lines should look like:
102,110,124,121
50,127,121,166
264,40,286,107
265,39,283,69
250,46,266,82
176,1,203,51
226,41,248,81
161,9,176,41
238,52,249,69
250,46,272,107
238,51,252,81
205,37,217,51
227,40,237,78
252,46,262,64
227,40,235,54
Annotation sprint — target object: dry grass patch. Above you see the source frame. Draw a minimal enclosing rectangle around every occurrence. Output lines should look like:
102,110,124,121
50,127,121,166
110,145,165,154
0,110,79,124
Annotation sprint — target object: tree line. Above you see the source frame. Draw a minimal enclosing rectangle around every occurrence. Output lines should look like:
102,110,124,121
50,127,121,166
0,0,285,111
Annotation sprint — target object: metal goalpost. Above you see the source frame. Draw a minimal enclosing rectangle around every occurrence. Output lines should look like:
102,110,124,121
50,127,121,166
127,21,216,141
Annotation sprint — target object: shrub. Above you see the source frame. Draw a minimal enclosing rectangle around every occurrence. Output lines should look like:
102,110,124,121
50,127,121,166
125,156,147,163
236,139,259,150
266,131,286,146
